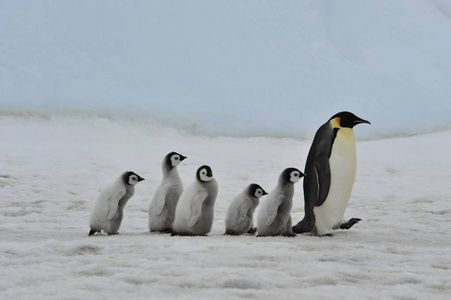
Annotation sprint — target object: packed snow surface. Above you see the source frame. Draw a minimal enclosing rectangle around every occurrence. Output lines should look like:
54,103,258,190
1,116,450,299
1,1,451,298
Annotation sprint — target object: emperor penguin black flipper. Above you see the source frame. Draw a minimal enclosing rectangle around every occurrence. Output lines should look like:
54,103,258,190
293,111,370,236
314,150,332,206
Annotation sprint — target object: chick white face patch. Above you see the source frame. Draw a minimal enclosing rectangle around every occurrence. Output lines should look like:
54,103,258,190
171,154,181,167
254,188,265,198
199,168,213,182
129,175,140,186
290,171,301,183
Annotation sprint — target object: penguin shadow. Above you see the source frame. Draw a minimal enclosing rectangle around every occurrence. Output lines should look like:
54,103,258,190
255,233,297,238
223,232,258,238
224,228,297,238
88,231,156,237
223,227,257,237
170,232,208,237
147,229,209,237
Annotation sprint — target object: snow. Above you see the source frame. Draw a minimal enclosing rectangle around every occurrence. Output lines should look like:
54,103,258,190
1,1,451,298
1,116,450,299
1,0,451,138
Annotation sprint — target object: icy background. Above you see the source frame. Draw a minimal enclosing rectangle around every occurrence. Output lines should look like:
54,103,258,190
1,0,451,138
1,1,451,299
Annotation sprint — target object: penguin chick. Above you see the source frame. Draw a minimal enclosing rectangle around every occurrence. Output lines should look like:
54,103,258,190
148,152,187,233
225,184,267,235
257,168,304,237
172,165,218,236
292,111,370,236
89,171,144,236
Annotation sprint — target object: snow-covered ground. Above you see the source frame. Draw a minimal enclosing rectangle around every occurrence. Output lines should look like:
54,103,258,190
1,116,450,299
1,2,451,297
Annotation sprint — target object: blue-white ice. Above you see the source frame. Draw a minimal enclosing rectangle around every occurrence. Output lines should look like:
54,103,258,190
1,0,451,139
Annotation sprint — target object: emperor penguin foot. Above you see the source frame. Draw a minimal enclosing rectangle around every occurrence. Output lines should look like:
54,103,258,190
224,230,239,236
321,233,334,237
247,227,257,235
160,228,173,234
283,233,297,237
339,218,362,230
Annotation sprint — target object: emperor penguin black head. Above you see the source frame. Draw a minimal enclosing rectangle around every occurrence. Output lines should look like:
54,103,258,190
248,183,268,198
280,168,304,184
165,151,187,168
123,171,145,186
329,111,371,128
196,165,214,183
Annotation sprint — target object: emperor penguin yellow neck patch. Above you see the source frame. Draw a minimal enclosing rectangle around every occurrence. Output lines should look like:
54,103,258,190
330,117,341,128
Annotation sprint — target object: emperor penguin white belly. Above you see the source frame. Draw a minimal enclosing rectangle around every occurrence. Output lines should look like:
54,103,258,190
313,128,356,235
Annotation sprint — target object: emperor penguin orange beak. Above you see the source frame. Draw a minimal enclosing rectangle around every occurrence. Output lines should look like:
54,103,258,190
355,119,371,125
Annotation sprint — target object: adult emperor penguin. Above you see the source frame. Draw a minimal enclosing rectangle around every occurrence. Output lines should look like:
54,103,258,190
225,184,267,235
89,171,145,235
292,111,370,236
172,165,218,236
257,168,304,237
148,152,187,233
